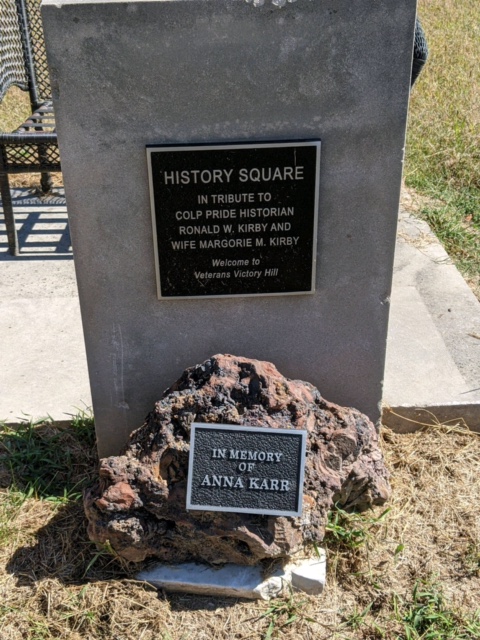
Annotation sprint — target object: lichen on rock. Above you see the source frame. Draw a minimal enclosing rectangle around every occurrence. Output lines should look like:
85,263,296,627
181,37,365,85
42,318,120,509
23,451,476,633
84,354,390,565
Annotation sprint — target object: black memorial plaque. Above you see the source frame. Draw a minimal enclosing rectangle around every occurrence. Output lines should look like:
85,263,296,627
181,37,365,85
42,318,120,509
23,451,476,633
147,141,320,298
186,423,307,517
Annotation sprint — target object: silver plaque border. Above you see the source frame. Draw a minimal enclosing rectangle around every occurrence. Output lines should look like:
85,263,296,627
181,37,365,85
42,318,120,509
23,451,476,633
186,422,307,517
146,141,321,300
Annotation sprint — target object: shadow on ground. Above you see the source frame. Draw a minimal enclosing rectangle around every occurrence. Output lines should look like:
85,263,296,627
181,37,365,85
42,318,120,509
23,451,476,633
1,419,242,611
6,501,244,612
0,188,72,259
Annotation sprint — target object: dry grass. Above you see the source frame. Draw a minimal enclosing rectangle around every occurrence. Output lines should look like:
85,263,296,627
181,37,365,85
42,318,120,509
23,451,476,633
406,0,479,194
404,0,480,295
0,419,479,639
0,87,62,190
0,87,30,135
0,87,38,188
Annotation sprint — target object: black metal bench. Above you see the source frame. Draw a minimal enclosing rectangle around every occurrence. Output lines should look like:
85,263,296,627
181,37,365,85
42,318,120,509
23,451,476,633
0,0,60,256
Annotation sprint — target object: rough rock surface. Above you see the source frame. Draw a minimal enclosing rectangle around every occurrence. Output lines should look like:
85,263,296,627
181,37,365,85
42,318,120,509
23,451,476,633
84,355,390,565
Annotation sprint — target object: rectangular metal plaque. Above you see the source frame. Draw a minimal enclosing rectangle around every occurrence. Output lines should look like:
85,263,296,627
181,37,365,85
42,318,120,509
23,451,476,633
147,141,320,299
186,423,307,517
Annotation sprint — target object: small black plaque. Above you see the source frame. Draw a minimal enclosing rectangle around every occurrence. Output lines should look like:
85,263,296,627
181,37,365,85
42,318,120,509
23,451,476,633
186,423,307,517
147,141,320,299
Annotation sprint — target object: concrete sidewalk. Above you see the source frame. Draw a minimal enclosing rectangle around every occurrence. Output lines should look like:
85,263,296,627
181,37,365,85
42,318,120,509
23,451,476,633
1,189,479,431
0,190,91,424
383,210,480,431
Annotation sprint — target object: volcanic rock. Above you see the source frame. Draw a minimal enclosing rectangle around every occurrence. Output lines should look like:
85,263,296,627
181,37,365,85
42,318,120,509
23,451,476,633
84,355,390,565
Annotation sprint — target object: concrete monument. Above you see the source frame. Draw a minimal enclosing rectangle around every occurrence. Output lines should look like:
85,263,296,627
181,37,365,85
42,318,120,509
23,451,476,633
42,0,417,456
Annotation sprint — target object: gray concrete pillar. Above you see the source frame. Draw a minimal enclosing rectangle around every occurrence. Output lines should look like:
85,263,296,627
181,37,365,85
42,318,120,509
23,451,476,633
42,0,417,456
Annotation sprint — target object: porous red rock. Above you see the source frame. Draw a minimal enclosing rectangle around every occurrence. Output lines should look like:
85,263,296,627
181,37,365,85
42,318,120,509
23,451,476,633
84,355,390,564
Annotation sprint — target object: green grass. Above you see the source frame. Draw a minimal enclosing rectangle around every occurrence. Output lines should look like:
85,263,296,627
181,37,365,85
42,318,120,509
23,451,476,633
335,580,480,640
420,190,480,279
258,589,316,640
405,0,480,291
397,580,480,640
463,542,480,577
0,412,96,502
324,504,391,552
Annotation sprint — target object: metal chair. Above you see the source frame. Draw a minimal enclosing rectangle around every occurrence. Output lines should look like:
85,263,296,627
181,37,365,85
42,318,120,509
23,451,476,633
0,0,60,255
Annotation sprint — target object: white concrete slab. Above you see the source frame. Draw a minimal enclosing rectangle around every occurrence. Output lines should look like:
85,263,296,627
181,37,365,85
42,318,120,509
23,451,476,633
0,195,91,424
290,551,326,595
0,297,91,423
137,562,284,600
137,553,327,599
393,211,480,390
383,210,480,431
385,286,468,405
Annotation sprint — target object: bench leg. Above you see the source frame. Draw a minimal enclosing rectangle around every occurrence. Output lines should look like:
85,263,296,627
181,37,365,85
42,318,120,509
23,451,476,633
0,172,19,256
39,143,54,194
40,171,53,194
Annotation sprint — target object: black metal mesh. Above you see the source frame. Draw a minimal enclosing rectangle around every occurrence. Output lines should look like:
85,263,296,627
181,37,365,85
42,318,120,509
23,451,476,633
411,18,428,86
1,102,60,170
413,18,429,62
2,141,59,171
24,0,51,102
0,0,29,101
15,101,55,133
1,0,60,256
0,0,59,172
